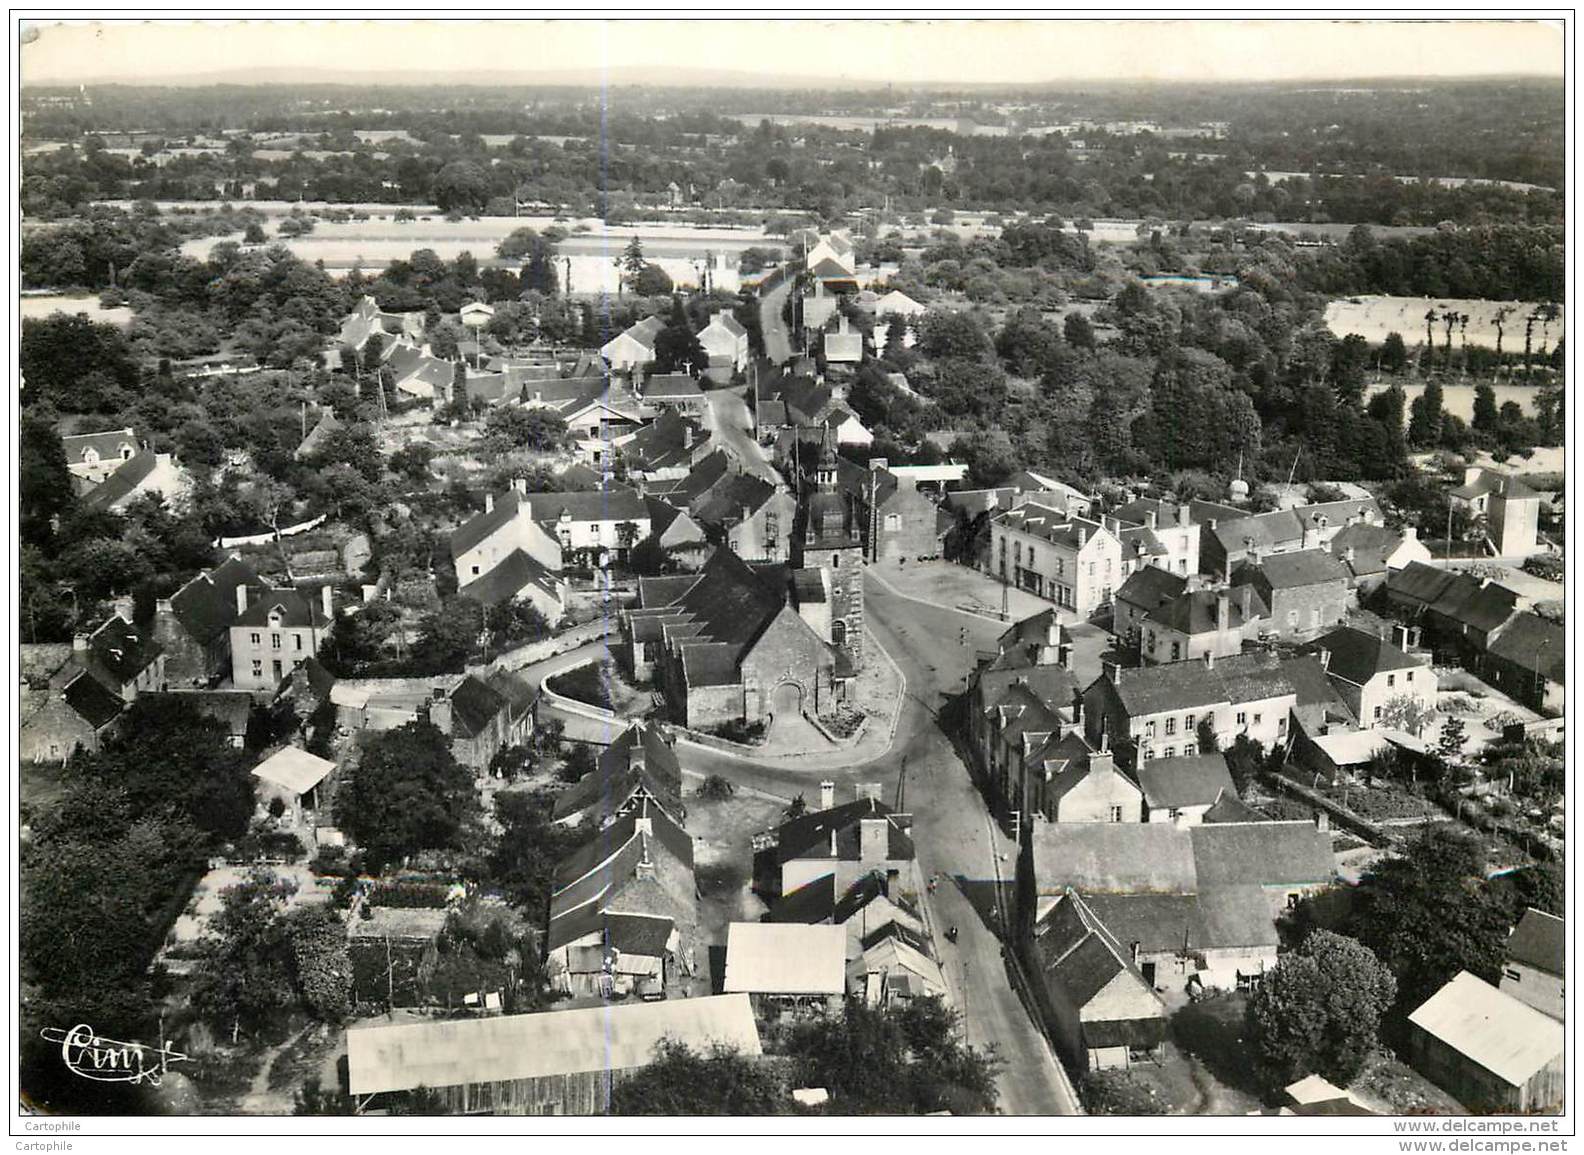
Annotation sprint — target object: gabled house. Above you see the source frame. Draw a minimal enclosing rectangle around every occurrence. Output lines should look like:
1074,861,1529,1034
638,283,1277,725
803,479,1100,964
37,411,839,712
62,426,140,486
1113,567,1188,646
698,312,750,372
19,660,127,763
848,924,949,1008
1136,754,1237,825
600,315,665,373
1028,890,1167,1071
1141,585,1264,665
641,497,711,567
1109,498,1198,577
251,744,336,823
1480,611,1564,715
765,869,928,964
1501,909,1564,1021
82,449,188,513
639,373,707,416
753,794,918,903
551,721,685,829
858,460,938,564
687,470,796,564
394,354,457,401
1450,468,1541,558
294,406,342,461
457,547,567,627
80,613,167,701
619,410,712,481
1231,549,1352,640
427,675,511,772
822,314,864,366
153,555,263,686
1328,522,1432,592
1194,498,1383,579
338,295,425,353
1303,625,1437,729
989,505,1123,616
230,584,334,693
451,482,566,586
482,668,537,750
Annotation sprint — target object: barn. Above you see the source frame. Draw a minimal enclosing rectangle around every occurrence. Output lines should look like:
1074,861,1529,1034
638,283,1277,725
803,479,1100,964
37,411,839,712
1406,971,1564,1114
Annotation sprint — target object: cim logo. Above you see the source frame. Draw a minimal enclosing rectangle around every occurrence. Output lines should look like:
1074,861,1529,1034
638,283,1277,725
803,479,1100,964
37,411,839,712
40,1024,189,1086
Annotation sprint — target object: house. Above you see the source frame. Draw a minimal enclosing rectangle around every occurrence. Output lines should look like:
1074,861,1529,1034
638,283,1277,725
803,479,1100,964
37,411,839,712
822,315,864,365
546,803,700,998
858,461,938,564
1303,625,1437,729
753,792,918,902
547,910,677,1001
1136,754,1237,824
1140,585,1264,665
1501,909,1564,1021
82,450,187,513
1328,522,1432,592
250,745,336,823
450,482,566,586
457,548,568,627
338,295,425,354
19,658,126,763
530,489,652,567
1107,499,1199,578
1113,568,1188,646
393,354,456,401
848,926,949,1008
1290,726,1430,784
1030,743,1145,825
294,406,342,461
152,555,262,686
639,372,707,417
600,315,665,373
824,406,873,447
428,675,511,773
1194,498,1383,579
686,470,796,564
1480,612,1564,715
765,869,928,962
1008,470,1097,519
559,394,646,467
873,289,925,345
1023,818,1335,996
1231,549,1352,639
1280,1075,1376,1116
345,994,761,1114
1406,971,1563,1114
77,613,167,702
1419,571,1525,666
619,410,712,481
62,427,141,485
551,721,685,829
641,498,711,567
988,505,1123,616
698,312,750,372
620,549,846,728
1450,468,1541,558
723,922,847,1011
1083,651,1302,769
804,230,857,279
967,608,1082,804
1027,890,1167,1071
230,584,334,693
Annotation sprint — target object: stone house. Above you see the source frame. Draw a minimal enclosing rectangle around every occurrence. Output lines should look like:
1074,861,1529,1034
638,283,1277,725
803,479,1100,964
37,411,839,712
687,470,796,564
19,657,126,764
753,794,919,904
451,482,566,585
428,675,511,773
989,505,1124,617
764,869,929,964
551,720,685,829
1140,586,1265,665
1480,612,1565,715
457,547,567,627
61,427,141,487
861,462,940,564
230,585,333,693
796,438,865,669
600,315,664,374
1303,625,1437,730
1110,498,1200,577
1113,567,1188,646
698,311,750,372
1194,497,1383,579
619,409,712,480
1231,549,1352,640
1327,522,1432,594
1135,754,1237,824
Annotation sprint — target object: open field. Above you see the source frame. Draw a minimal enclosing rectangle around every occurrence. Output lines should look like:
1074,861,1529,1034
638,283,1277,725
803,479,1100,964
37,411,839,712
1325,295,1564,350
1364,380,1546,423
20,293,133,327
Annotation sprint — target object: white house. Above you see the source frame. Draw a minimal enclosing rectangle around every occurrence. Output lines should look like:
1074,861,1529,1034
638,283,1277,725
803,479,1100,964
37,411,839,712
989,506,1124,616
62,427,141,485
601,315,665,373
698,312,750,372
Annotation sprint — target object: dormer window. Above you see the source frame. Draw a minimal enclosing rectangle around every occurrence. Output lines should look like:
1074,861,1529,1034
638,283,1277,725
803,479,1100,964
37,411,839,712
83,449,100,464
268,609,283,627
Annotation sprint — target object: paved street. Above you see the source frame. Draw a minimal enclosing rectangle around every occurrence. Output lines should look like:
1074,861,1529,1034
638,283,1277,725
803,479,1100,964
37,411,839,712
702,389,780,485
758,276,794,366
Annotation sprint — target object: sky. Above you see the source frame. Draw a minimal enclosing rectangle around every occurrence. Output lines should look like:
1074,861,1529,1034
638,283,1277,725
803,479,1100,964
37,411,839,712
20,18,1565,87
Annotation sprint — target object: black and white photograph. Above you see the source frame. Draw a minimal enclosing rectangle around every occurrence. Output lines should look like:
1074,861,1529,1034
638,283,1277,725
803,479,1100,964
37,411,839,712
9,13,1573,1136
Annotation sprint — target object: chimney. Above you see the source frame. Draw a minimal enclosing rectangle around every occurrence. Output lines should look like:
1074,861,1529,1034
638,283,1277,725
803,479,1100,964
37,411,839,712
512,476,528,495
1088,748,1115,778
321,584,334,620
1046,617,1062,648
830,827,838,857
484,492,495,514
859,817,888,863
1070,689,1084,727
1345,546,1356,565
1204,650,1216,670
1099,729,1110,753
1392,624,1410,651
1402,524,1417,542
1173,809,1190,830
1207,518,1218,531
1178,503,1192,528
1130,941,1142,966
1237,585,1254,618
236,584,250,616
72,632,90,654
112,594,135,622
869,457,889,473
1315,809,1330,833
1316,648,1331,672
683,424,694,450
1077,527,1087,547
1145,510,1157,529
820,780,835,811
1101,658,1121,684
1463,466,1481,487
1216,590,1229,629
1409,626,1422,650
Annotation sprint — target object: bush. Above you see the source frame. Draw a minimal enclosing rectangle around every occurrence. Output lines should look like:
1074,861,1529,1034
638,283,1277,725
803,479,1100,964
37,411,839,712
707,718,767,745
1521,554,1564,582
1079,1070,1167,1115
696,774,735,800
545,662,615,711
235,830,307,861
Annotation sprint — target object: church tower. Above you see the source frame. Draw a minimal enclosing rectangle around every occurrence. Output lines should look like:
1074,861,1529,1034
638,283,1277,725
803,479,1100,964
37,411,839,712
795,426,864,669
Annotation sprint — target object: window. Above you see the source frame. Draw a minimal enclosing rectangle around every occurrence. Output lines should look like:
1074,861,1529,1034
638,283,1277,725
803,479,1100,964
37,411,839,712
471,565,480,576
1406,671,1415,683
272,633,282,649
832,554,840,569
1109,805,1124,823
1088,562,1095,577
1387,674,1396,688
1027,547,1035,566
1278,717,1287,735
1145,631,1156,653
1162,746,1175,758
250,632,261,646
1185,713,1195,730
1236,711,1247,725
1056,558,1064,576
1165,718,1177,736
1253,713,1262,725
1286,893,1301,910
295,635,303,651
251,660,263,677
1105,558,1112,575
884,513,900,531
1142,747,1155,761
1505,968,1523,983
1014,542,1022,564
1170,642,1181,661
1145,720,1156,736
1168,808,1182,821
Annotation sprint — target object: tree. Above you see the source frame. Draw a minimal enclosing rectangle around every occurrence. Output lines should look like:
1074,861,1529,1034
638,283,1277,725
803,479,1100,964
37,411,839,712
1407,377,1444,447
1438,716,1467,763
485,788,588,915
431,161,492,214
618,236,647,281
389,442,436,485
1377,693,1434,737
1380,331,1408,375
1472,383,1499,434
284,904,352,1023
1063,311,1096,352
189,868,300,1042
243,222,268,245
333,722,478,870
630,263,674,297
1246,931,1396,1089
652,298,707,374
611,1040,786,1115
482,406,568,452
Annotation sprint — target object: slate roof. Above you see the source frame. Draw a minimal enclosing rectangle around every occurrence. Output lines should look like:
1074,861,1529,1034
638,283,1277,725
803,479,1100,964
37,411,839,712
449,491,523,558
756,399,787,426
622,410,711,471
530,488,649,525
1098,649,1296,719
1136,755,1237,810
458,549,561,608
86,615,163,686
704,312,748,338
551,721,684,824
236,586,329,629
62,669,125,729
1388,560,1461,606
1506,909,1564,977
1202,791,1266,824
1146,588,1264,635
448,675,507,740
644,373,705,400
63,427,139,464
295,407,342,459
170,556,262,646
1485,613,1566,682
773,798,915,866
1033,892,1160,1008
1429,577,1522,636
992,505,1108,551
1329,522,1408,576
763,874,838,924
1451,470,1539,501
83,450,159,510
548,804,695,938
1188,821,1334,887
1237,549,1350,590
1304,626,1423,685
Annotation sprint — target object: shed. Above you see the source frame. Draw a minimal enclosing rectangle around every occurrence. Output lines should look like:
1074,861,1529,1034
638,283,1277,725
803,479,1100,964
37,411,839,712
1406,970,1563,1114
723,922,846,999
251,745,336,813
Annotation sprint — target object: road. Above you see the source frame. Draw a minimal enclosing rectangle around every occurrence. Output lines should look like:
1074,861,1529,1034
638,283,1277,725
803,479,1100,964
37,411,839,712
759,276,794,366
667,573,1081,1115
702,390,780,485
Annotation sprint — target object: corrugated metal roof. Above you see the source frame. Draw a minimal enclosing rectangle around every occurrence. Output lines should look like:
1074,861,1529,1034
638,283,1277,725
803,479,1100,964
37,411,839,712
723,923,846,994
347,993,761,1095
251,746,336,796
1408,971,1563,1086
